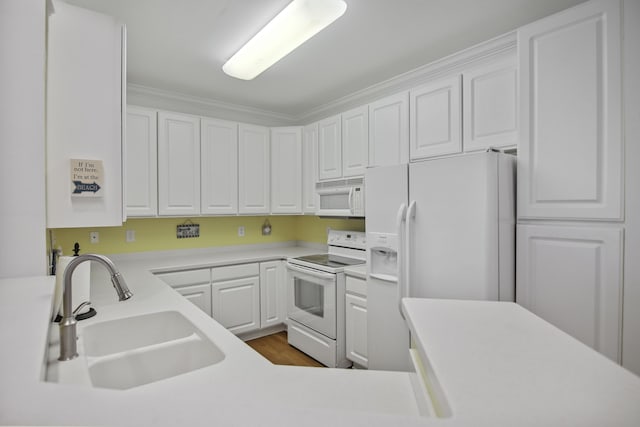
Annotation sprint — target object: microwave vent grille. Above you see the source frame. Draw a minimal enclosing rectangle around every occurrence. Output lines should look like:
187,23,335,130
316,177,364,190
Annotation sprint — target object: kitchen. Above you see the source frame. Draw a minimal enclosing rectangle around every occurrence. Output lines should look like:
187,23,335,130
1,0,640,425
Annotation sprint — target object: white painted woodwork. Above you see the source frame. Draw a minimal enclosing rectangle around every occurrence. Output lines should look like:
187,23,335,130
125,106,157,217
271,127,302,214
368,92,409,167
175,283,212,317
318,115,342,180
259,261,286,328
302,123,319,214
517,0,622,220
211,276,260,335
463,59,517,152
516,224,623,362
341,106,369,177
46,0,124,227
157,111,200,216
201,118,238,215
409,75,462,160
155,268,212,316
238,124,270,214
0,0,47,277
622,0,640,376
346,283,368,367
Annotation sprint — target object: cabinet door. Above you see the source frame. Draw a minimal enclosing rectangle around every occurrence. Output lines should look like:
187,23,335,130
176,284,212,317
46,1,124,227
318,115,342,180
409,75,462,160
259,261,286,328
517,0,622,220
341,106,368,177
157,111,200,216
125,106,157,217
201,118,238,215
238,124,270,214
346,292,368,367
271,127,302,214
369,92,409,167
516,224,623,362
463,59,517,152
302,123,319,214
211,276,260,335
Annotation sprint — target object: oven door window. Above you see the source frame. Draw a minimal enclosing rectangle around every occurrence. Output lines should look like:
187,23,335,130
294,279,325,318
287,265,337,339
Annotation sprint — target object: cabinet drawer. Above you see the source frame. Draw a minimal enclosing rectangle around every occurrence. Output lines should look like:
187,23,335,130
155,269,210,287
346,276,366,296
212,263,259,281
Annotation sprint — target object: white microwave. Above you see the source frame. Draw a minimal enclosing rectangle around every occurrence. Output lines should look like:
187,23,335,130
315,178,365,217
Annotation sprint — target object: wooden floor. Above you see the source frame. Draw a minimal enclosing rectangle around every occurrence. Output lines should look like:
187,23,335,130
246,331,325,368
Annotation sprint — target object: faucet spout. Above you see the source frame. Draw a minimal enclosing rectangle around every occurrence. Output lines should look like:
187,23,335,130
58,254,132,361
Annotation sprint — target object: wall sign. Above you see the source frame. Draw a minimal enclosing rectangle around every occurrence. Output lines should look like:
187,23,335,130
70,159,104,198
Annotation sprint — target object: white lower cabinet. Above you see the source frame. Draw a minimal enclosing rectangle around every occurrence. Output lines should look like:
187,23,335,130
212,263,260,335
154,269,212,316
516,224,623,362
345,275,368,367
259,261,286,328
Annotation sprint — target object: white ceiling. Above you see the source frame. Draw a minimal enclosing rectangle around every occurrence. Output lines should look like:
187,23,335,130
63,0,586,119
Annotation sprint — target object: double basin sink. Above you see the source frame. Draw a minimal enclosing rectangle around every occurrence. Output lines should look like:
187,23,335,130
47,311,225,390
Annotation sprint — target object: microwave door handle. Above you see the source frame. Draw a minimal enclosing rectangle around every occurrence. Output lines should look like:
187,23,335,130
348,187,354,214
286,263,336,281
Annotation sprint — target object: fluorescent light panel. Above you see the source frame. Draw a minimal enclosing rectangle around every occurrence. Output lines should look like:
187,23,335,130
222,0,347,80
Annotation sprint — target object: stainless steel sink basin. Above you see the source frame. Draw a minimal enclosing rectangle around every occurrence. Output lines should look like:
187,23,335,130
68,311,225,390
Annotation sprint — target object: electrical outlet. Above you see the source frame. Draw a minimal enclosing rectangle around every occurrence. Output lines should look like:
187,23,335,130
126,230,135,242
238,226,245,237
90,231,99,244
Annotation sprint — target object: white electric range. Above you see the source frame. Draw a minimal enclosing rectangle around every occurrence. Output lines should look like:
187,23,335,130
285,230,366,368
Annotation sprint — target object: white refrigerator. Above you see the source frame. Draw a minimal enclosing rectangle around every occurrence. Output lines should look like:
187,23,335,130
365,151,515,371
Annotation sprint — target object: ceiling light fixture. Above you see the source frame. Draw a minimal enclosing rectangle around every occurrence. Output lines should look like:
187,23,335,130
222,0,347,80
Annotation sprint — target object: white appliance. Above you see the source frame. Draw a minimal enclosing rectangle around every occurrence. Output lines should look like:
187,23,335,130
286,230,366,367
315,178,365,217
366,151,515,371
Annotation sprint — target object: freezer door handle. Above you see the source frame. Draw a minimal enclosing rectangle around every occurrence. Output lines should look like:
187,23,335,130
401,200,417,316
395,203,407,317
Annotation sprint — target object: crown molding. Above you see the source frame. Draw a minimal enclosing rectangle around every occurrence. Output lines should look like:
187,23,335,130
127,83,297,125
296,31,517,123
127,30,517,126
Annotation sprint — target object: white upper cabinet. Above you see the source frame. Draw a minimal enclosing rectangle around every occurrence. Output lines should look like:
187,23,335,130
302,123,319,214
410,75,462,160
368,92,409,167
271,127,302,214
238,123,270,214
341,106,369,177
517,224,623,362
463,59,518,152
517,0,622,220
157,111,201,216
46,1,125,227
201,118,238,215
318,115,342,180
125,106,157,217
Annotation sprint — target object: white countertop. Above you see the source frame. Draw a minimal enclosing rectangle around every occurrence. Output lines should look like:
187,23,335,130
402,298,640,427
2,243,639,426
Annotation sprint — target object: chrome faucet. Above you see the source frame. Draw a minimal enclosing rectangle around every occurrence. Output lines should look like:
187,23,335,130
58,254,133,361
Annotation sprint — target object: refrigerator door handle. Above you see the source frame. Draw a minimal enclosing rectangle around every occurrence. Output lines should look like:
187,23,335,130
401,200,417,313
395,203,407,317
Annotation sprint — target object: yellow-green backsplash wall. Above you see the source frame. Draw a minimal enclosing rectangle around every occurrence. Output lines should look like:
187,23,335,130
50,216,364,256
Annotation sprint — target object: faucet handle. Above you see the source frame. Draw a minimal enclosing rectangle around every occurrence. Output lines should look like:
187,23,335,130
72,301,92,316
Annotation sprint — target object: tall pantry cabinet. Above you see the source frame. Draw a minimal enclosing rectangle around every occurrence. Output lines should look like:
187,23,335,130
516,0,626,364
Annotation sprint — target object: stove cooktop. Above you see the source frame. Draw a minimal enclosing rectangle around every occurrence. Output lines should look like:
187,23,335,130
293,253,365,269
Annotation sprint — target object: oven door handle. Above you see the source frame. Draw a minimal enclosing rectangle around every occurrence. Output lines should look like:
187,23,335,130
286,263,336,281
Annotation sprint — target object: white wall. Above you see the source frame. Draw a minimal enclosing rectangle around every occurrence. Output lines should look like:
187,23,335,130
0,0,48,278
622,0,640,376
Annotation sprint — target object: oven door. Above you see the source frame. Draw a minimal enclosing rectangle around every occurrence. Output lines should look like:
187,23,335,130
286,263,337,339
